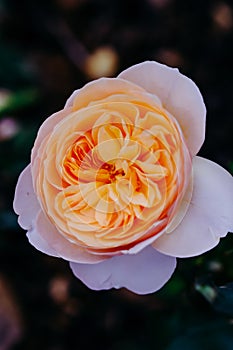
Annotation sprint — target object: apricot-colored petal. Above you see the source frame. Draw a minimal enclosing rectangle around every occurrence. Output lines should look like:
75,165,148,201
69,77,144,110
119,141,140,161
96,127,122,162
31,108,72,164
34,211,106,263
70,246,176,294
118,61,206,156
153,157,233,257
13,164,41,230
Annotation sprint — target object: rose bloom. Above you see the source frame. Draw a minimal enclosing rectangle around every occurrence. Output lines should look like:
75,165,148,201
13,61,233,295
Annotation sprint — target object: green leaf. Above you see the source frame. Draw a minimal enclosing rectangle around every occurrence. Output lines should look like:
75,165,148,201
0,89,38,114
195,279,233,317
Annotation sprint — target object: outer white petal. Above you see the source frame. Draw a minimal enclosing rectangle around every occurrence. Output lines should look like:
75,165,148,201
70,246,176,295
13,164,41,230
26,216,59,257
33,211,107,264
153,156,233,258
118,61,206,156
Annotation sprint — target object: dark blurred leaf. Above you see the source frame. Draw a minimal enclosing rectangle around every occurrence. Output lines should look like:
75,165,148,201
0,0,6,12
0,125,38,176
0,44,34,88
160,275,185,297
0,89,38,115
0,211,17,230
166,322,233,350
196,279,233,317
229,161,233,174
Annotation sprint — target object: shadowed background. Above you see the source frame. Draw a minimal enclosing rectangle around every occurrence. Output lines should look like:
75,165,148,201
0,0,233,349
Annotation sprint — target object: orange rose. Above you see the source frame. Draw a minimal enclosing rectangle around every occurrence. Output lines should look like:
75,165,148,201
14,61,233,294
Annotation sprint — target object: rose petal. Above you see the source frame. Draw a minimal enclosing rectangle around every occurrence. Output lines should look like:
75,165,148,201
64,89,79,108
13,164,41,230
71,77,145,110
153,156,233,258
118,61,206,156
165,170,193,234
63,77,158,114
34,211,107,264
70,246,176,294
31,108,72,164
26,219,59,257
120,219,167,255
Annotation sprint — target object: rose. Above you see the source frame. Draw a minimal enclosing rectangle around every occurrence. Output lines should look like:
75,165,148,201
13,61,233,295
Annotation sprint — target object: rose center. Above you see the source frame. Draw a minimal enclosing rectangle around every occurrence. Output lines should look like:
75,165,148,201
97,162,126,184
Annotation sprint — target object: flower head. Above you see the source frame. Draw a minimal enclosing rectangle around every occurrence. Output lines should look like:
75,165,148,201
13,61,233,294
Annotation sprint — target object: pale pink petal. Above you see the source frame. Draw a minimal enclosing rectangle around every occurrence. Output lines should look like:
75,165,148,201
70,246,176,295
13,164,41,230
165,169,193,234
118,61,206,156
64,89,79,108
153,156,233,258
26,217,59,257
34,211,107,264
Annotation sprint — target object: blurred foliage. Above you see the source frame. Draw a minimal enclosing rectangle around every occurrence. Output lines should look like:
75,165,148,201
0,89,38,115
196,280,233,317
0,0,233,349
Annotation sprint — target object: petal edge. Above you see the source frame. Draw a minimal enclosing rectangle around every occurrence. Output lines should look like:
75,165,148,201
118,61,206,155
153,156,233,258
70,246,176,295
